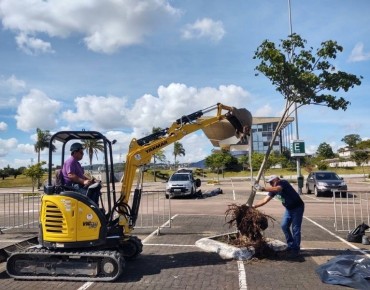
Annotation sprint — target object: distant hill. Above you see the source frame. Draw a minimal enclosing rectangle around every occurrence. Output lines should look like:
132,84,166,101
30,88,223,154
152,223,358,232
189,159,205,168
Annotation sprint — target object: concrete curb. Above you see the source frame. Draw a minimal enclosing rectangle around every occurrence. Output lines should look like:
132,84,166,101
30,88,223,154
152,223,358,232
195,232,287,260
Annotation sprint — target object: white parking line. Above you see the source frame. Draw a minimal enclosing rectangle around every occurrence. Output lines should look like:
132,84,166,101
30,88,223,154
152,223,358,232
304,216,370,258
238,261,248,290
143,243,196,247
77,282,93,290
303,195,322,201
142,214,179,244
230,179,236,200
78,214,179,290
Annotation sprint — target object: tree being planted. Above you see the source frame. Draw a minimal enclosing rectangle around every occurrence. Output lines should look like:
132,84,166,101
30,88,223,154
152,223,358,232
247,33,362,206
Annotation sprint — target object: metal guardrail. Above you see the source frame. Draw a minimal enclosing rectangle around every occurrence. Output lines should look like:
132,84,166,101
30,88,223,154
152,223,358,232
0,192,41,230
128,190,172,233
333,190,370,232
0,190,171,232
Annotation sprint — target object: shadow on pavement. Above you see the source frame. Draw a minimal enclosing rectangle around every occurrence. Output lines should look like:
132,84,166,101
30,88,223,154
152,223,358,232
116,251,230,283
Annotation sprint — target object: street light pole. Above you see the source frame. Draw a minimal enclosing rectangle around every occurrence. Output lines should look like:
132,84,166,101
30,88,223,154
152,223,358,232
288,0,302,194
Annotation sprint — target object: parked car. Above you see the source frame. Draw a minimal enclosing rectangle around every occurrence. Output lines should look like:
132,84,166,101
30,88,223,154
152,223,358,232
165,171,201,199
306,171,347,197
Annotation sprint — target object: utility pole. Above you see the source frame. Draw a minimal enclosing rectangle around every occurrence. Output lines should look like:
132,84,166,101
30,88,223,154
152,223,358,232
288,0,302,194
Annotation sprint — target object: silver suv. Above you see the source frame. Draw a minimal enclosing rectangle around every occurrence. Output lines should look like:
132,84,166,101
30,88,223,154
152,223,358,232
165,171,201,199
306,171,347,197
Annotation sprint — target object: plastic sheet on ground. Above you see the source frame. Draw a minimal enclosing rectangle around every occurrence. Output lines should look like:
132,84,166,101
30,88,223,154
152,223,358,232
316,253,370,289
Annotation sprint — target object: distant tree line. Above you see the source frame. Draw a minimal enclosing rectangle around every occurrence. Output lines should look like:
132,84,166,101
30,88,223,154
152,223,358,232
0,165,26,180
202,133,370,178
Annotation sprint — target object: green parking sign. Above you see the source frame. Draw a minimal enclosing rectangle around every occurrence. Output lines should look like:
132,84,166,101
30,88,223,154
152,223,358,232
290,140,305,157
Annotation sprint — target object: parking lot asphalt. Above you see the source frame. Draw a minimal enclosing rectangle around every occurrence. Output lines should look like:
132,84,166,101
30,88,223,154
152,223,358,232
1,178,370,289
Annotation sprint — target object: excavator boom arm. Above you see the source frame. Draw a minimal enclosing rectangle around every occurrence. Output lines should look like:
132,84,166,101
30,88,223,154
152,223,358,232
118,103,252,230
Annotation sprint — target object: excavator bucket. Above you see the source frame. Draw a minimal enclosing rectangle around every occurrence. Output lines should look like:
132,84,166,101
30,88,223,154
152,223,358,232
202,108,252,149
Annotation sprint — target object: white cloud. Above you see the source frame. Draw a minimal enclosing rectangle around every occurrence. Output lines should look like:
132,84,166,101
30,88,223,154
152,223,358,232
0,121,7,131
61,83,251,136
0,75,26,93
306,144,317,155
0,137,17,157
16,33,55,55
348,42,370,62
0,75,27,108
163,132,212,163
17,143,34,155
105,130,135,163
127,83,251,134
0,0,180,54
62,95,129,129
15,89,61,131
255,104,273,116
13,159,32,168
59,83,252,164
182,18,225,42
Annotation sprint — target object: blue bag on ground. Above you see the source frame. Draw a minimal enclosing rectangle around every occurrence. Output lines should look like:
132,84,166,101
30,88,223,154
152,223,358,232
316,253,370,289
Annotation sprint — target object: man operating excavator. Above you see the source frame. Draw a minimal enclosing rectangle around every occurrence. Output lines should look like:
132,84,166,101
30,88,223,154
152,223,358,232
62,142,100,204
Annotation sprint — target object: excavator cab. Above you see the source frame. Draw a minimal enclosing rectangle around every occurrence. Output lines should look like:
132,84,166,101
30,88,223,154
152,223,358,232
41,131,116,249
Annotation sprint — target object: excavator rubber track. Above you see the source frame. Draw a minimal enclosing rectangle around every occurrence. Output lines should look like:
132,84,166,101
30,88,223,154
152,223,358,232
6,247,124,282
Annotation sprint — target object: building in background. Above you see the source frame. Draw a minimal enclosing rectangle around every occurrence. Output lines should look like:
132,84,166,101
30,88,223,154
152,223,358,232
251,117,294,155
202,116,294,158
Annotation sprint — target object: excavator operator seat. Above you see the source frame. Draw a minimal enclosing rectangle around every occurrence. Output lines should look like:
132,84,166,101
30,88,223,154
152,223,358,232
44,169,75,195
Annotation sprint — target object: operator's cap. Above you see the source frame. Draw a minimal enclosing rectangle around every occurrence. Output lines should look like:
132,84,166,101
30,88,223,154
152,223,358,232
70,142,83,152
267,175,278,183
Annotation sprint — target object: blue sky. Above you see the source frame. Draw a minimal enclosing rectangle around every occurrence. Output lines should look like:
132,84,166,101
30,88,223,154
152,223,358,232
0,0,369,169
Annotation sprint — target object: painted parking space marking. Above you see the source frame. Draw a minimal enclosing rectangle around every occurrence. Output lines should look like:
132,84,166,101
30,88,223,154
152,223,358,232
304,216,370,258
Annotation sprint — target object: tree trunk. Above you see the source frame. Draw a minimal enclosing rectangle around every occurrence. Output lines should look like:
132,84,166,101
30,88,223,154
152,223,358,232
37,151,41,189
246,101,292,206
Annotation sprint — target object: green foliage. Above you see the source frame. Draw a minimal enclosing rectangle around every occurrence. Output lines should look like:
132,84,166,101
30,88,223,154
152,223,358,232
254,33,362,111
0,169,9,180
238,155,249,170
205,151,236,170
205,151,238,179
317,161,328,170
0,166,27,180
341,134,362,148
356,139,370,150
351,151,369,167
173,141,185,164
205,152,226,171
249,33,362,201
351,150,369,178
250,152,266,171
248,151,286,171
82,139,105,168
34,128,56,163
23,162,46,193
302,156,316,173
269,151,285,167
316,142,335,159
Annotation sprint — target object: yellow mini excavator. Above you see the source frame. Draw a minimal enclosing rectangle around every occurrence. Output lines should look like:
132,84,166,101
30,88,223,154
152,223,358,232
6,103,252,281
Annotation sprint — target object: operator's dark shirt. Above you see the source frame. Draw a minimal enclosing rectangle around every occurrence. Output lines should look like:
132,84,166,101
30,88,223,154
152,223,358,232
268,179,304,210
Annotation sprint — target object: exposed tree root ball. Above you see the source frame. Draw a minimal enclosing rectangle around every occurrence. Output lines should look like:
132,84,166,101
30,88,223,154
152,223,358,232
225,204,275,258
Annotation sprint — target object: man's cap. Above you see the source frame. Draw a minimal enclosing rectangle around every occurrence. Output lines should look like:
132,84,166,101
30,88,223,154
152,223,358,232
70,142,83,152
267,175,279,183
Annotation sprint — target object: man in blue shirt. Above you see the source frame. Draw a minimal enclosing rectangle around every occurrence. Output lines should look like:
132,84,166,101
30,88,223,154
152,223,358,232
253,175,304,256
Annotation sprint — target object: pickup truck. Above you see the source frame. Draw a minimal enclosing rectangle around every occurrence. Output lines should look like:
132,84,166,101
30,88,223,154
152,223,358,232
165,171,201,199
